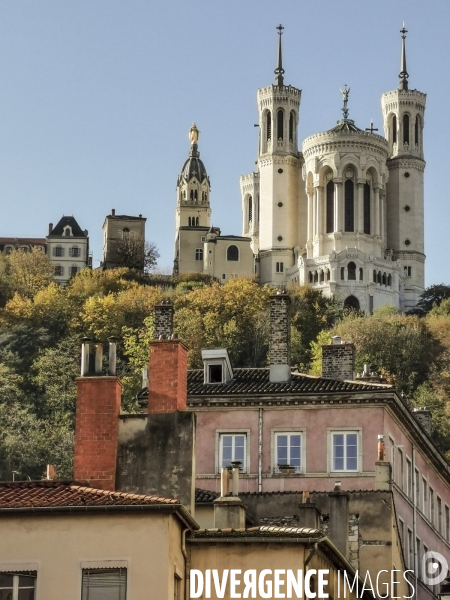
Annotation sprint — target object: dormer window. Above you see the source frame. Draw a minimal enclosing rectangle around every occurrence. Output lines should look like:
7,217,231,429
64,226,72,237
202,348,233,384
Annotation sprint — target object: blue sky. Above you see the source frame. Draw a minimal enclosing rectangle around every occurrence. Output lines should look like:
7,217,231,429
0,0,447,285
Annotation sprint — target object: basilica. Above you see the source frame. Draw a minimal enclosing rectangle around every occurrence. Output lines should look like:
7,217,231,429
173,26,425,313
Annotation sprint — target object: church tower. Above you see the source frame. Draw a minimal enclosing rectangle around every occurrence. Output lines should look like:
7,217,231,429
173,124,212,275
381,26,426,311
254,26,302,284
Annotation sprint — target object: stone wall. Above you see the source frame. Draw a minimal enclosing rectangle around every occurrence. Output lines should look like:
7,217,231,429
322,342,355,380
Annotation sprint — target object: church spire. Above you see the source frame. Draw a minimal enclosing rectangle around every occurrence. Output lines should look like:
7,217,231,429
399,23,409,91
274,24,285,86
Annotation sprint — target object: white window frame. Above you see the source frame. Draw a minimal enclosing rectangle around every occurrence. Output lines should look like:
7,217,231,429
81,566,127,599
328,428,361,473
0,570,37,599
215,429,250,474
271,428,305,474
194,248,203,261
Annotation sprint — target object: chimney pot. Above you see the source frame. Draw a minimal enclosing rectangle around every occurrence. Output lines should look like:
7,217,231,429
108,337,118,376
111,208,115,216
48,223,53,235
80,338,91,376
332,336,342,345
94,343,103,375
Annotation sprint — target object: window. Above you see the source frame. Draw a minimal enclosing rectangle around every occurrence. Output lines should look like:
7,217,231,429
344,178,354,231
359,268,363,281
437,496,442,534
407,528,413,570
406,458,412,499
392,115,397,144
277,109,284,140
326,180,334,233
54,265,63,276
445,505,449,541
174,574,181,600
0,572,36,599
397,448,404,489
227,245,239,261
289,111,295,141
347,262,356,280
70,246,80,257
266,110,271,141
220,434,246,470
422,477,427,515
4,246,12,255
122,228,130,239
415,468,420,506
275,433,302,472
331,432,358,472
248,196,253,223
276,262,284,273
208,364,223,383
54,245,64,257
404,266,412,277
82,568,127,600
363,183,371,234
415,115,420,146
340,267,345,280
398,519,404,547
403,114,410,145
70,266,78,277
64,227,71,237
195,248,203,261
430,487,434,525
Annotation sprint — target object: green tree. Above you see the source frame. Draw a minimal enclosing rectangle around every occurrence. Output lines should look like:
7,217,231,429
6,247,54,298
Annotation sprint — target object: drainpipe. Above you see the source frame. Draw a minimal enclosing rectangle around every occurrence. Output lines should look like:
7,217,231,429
182,528,190,600
258,408,263,492
412,445,418,600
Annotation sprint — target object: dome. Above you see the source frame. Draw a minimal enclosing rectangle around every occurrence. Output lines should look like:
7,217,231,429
179,143,209,184
328,118,362,133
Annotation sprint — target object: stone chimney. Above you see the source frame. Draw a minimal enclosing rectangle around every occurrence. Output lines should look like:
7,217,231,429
74,339,122,490
213,463,246,528
111,208,115,216
322,336,355,381
48,223,53,235
412,408,432,436
153,300,174,340
269,291,291,383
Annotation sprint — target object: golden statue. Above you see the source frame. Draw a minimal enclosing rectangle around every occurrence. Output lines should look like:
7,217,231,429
189,123,199,145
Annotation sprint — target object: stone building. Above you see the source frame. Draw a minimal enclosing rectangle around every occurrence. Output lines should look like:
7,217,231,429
0,237,46,254
175,26,426,312
101,208,146,271
46,216,90,284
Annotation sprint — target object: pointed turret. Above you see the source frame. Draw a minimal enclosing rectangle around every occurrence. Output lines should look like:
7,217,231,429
399,24,409,91
274,24,285,86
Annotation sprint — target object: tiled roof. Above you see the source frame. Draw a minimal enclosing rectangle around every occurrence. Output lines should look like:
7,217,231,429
187,368,390,396
190,525,322,538
0,480,179,509
195,488,220,504
0,237,46,245
48,216,86,237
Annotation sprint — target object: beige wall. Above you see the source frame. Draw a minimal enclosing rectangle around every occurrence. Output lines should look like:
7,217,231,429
0,512,186,600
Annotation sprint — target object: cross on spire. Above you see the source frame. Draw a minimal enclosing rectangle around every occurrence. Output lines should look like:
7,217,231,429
274,24,285,87
365,120,378,134
399,22,409,91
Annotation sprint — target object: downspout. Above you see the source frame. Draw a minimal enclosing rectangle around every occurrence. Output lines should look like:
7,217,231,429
412,445,418,600
258,408,263,492
182,528,190,600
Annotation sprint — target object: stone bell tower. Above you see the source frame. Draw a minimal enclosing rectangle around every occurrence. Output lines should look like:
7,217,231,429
256,26,302,285
381,25,426,311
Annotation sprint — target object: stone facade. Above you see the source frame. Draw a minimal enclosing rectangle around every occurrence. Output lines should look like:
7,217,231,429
269,292,291,382
322,340,355,381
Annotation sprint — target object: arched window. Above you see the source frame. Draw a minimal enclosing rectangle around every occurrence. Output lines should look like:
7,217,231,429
188,217,191,227
344,295,360,311
344,178,354,232
183,190,186,200
326,269,330,281
308,272,313,283
373,269,377,283
266,111,272,141
347,262,356,280
194,190,198,202
196,217,199,226
382,273,387,286
289,111,295,142
248,196,253,223
195,248,203,261
359,268,363,281
364,183,371,234
326,180,334,233
403,114,410,145
277,109,284,140
204,192,208,203
227,245,239,261
201,191,204,203
320,270,324,283
190,190,194,201
257,196,260,223
415,115,420,146
387,274,392,286
314,271,318,283
392,115,397,144
64,228,71,237
377,272,382,284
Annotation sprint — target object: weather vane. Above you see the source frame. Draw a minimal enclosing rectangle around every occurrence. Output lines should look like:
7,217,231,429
340,85,350,120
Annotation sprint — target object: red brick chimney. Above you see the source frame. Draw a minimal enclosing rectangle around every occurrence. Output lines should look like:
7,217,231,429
74,340,122,490
148,302,188,414
148,339,188,413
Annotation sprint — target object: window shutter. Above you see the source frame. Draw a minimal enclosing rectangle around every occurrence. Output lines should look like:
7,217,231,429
81,569,127,600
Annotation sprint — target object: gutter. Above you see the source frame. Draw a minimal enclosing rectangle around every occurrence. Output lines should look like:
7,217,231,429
0,503,199,529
